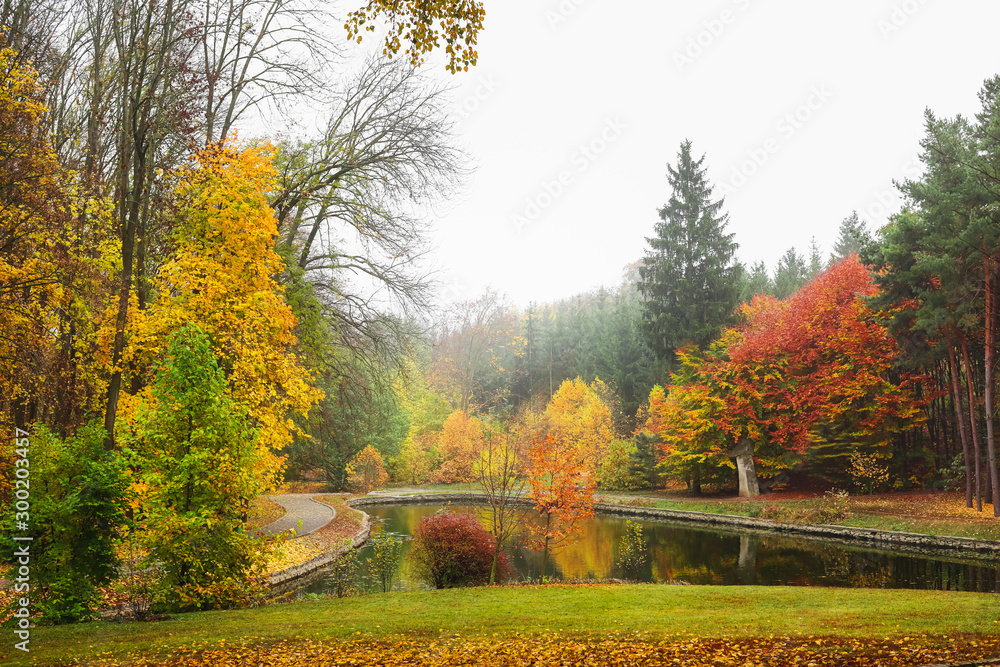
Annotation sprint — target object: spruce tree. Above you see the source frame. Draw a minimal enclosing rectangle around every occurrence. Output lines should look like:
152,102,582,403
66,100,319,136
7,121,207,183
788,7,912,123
773,246,808,299
739,260,772,302
831,211,870,261
638,140,740,365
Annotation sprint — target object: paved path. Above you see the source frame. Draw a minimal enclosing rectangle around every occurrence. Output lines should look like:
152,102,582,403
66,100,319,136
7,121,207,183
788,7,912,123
259,493,335,537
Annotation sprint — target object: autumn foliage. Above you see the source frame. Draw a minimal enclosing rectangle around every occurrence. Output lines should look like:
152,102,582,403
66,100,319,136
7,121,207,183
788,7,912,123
126,140,321,485
524,431,596,577
647,257,928,488
347,445,390,494
430,410,485,483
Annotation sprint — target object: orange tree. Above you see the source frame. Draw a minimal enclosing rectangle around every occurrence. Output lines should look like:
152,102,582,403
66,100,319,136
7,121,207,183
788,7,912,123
523,431,595,580
647,257,928,490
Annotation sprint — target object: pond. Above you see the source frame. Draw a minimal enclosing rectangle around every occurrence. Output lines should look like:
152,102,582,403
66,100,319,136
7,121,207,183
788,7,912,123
295,503,1000,596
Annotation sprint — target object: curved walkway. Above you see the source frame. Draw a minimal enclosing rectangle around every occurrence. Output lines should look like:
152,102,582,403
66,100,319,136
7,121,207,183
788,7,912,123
259,493,335,537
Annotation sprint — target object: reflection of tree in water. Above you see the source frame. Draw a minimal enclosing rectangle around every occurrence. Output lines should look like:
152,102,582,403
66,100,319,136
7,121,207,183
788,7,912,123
309,505,1000,592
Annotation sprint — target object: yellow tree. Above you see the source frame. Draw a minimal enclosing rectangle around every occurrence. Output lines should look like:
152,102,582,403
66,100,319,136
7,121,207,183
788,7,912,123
126,140,321,487
347,445,390,494
543,378,616,485
431,409,485,483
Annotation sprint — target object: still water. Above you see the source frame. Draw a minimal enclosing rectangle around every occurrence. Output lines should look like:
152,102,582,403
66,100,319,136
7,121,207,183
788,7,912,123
298,503,1000,595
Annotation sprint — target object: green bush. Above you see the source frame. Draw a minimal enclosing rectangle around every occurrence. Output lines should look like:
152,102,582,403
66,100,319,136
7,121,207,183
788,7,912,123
1,422,128,624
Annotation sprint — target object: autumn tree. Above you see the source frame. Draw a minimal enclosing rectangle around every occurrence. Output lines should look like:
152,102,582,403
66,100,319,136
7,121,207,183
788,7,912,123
130,324,269,611
475,428,525,584
524,432,595,580
347,445,390,494
542,378,616,485
639,140,741,367
648,257,928,494
431,409,485,483
127,141,320,486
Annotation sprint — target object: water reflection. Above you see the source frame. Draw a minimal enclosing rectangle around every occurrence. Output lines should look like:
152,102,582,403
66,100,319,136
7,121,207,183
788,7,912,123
298,503,1000,595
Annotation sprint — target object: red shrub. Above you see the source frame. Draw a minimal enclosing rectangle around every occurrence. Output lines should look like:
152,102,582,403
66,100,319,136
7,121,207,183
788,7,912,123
409,511,514,588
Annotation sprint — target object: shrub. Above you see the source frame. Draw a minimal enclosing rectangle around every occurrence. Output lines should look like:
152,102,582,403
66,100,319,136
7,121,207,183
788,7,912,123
614,520,647,581
0,422,128,624
327,540,361,598
409,511,513,588
365,531,406,592
848,452,890,495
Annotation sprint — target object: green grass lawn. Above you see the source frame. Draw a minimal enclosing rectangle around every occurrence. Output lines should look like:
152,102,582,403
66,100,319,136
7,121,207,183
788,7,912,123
9,585,1000,666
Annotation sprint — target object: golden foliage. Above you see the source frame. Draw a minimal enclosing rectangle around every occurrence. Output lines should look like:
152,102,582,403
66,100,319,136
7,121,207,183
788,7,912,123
347,445,390,494
430,410,484,483
543,377,616,483
345,0,486,74
125,139,321,484
52,633,1000,666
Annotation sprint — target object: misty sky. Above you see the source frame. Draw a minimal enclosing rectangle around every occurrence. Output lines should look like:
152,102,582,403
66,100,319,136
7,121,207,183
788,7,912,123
419,0,1000,309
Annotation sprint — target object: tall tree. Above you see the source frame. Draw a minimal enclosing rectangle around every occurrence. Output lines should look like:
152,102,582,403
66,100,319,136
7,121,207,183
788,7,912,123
639,140,740,367
772,246,808,299
831,211,869,262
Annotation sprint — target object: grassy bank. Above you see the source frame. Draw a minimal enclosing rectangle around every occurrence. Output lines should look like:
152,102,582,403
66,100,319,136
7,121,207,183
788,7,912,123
8,585,1000,665
639,492,1000,540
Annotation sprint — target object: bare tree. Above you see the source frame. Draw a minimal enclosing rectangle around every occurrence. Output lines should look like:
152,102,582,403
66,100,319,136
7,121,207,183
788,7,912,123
476,427,526,584
198,0,337,144
273,55,465,358
432,288,516,413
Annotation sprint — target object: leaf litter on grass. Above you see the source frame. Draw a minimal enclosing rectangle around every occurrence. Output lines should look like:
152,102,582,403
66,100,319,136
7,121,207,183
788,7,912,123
41,633,1000,666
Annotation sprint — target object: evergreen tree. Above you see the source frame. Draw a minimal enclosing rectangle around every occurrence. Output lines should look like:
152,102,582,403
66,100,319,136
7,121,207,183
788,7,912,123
773,246,808,299
808,236,823,278
831,211,870,261
740,260,773,302
639,140,741,366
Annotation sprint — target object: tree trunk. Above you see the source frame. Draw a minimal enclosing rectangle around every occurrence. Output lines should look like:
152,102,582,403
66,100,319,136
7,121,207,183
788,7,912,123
984,247,1000,517
960,332,984,511
947,330,973,507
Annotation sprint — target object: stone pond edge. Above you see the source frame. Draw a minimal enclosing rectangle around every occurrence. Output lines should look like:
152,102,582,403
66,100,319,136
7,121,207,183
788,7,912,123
266,491,1000,587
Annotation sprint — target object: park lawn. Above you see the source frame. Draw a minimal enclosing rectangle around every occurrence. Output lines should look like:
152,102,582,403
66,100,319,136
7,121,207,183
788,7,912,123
7,584,1000,666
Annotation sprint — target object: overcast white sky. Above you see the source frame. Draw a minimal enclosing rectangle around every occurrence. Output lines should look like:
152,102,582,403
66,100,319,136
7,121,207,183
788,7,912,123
416,0,1000,309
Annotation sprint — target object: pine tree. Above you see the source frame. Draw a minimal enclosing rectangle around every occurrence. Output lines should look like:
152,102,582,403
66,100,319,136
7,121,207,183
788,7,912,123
740,260,773,302
773,247,808,299
831,211,870,261
639,140,740,366
808,236,823,278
